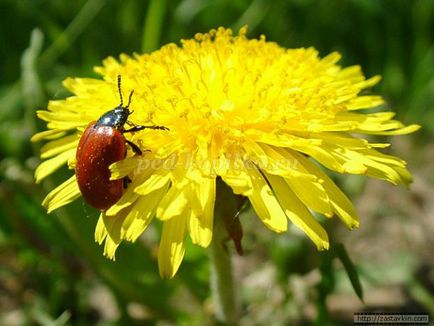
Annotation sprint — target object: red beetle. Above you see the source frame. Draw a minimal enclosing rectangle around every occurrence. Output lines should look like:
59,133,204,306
75,75,167,211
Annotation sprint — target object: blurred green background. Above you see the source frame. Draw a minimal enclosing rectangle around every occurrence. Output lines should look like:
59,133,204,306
0,0,433,325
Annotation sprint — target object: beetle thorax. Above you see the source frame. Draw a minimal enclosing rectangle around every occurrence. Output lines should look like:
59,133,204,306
95,107,129,130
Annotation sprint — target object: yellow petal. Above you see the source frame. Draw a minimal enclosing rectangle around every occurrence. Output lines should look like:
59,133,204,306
356,75,382,88
40,134,79,159
36,110,90,129
95,214,108,244
122,184,169,242
296,153,359,229
247,165,288,233
265,172,329,250
109,156,144,180
62,77,109,94
100,211,126,244
186,178,216,247
289,142,345,173
220,165,253,196
356,124,421,135
255,142,315,178
263,146,333,216
363,148,407,167
321,51,341,65
134,171,171,195
67,156,76,169
343,148,410,185
105,183,140,216
156,185,188,221
99,210,129,260
158,213,188,279
31,129,67,142
284,175,332,217
309,132,370,150
346,95,384,110
42,175,80,213
245,130,322,151
317,144,368,174
35,148,76,183
103,238,120,261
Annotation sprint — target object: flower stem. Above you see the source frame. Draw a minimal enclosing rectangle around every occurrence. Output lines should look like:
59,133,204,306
209,213,239,325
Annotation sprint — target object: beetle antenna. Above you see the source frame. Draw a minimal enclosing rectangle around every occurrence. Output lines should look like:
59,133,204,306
117,75,123,107
126,90,134,109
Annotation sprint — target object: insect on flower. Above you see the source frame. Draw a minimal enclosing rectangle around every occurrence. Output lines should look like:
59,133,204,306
33,27,420,278
75,75,168,211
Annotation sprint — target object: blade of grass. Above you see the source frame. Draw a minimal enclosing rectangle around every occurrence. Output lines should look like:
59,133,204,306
21,29,45,111
409,278,434,315
232,0,269,32
39,0,107,69
21,28,45,155
142,0,168,53
334,243,364,302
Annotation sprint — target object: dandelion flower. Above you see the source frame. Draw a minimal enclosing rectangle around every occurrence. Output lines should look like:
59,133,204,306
33,27,419,278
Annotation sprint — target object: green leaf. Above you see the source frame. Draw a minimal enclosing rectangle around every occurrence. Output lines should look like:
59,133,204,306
334,243,364,302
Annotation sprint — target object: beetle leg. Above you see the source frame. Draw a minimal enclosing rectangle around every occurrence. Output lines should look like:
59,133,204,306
125,139,142,155
124,124,169,133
